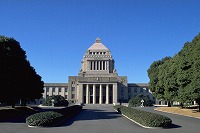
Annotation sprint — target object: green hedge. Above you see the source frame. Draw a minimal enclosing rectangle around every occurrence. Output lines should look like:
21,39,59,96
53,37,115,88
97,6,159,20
114,105,172,127
26,111,63,127
26,105,82,127
0,108,21,120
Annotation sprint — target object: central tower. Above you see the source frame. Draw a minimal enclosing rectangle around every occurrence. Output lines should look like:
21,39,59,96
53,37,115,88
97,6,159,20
78,37,117,77
69,38,128,105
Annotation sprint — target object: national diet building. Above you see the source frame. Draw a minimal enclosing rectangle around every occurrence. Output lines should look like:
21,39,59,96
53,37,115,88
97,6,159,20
43,38,154,105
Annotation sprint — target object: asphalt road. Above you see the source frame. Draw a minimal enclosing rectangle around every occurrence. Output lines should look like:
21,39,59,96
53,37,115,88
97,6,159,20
0,105,199,133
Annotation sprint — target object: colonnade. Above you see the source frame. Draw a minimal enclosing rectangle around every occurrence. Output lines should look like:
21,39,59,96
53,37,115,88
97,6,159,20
89,61,108,70
83,84,113,104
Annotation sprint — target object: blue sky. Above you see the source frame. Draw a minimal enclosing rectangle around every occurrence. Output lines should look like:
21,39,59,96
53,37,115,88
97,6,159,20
1,0,200,83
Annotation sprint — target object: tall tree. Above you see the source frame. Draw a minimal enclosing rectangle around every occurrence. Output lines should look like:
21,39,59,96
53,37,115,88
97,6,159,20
148,33,200,111
0,35,44,107
147,57,171,100
159,58,178,106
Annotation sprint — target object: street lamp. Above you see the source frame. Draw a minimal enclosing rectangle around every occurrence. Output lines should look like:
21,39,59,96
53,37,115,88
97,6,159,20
51,99,54,107
141,99,144,107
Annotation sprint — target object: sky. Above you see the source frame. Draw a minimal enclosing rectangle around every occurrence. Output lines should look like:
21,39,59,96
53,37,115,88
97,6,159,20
1,0,200,83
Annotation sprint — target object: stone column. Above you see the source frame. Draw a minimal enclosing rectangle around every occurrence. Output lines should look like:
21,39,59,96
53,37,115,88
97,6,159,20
43,87,47,99
49,87,53,96
95,61,97,70
99,84,103,104
78,84,83,104
105,61,107,70
113,83,118,105
107,61,109,71
93,84,96,104
89,61,91,70
106,84,109,104
86,84,89,104
91,61,93,70
56,87,59,95
101,61,103,70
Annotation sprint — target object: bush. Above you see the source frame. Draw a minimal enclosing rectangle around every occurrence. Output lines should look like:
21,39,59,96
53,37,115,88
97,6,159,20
128,94,154,107
26,105,82,127
26,111,63,127
114,105,172,127
43,95,69,107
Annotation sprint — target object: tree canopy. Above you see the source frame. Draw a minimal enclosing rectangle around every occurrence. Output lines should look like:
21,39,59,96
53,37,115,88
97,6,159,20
0,35,44,107
43,95,69,107
128,94,154,107
148,33,200,110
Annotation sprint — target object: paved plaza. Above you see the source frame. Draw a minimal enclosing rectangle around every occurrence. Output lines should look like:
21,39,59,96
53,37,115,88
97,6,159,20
0,105,199,133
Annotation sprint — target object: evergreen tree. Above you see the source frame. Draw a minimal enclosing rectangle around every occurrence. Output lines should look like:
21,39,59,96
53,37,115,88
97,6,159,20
0,35,44,107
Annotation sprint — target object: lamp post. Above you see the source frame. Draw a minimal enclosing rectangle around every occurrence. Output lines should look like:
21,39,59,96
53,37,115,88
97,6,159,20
51,99,54,107
141,99,144,107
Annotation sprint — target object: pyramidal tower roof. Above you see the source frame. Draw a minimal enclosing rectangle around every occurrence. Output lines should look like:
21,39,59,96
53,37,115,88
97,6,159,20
88,37,109,50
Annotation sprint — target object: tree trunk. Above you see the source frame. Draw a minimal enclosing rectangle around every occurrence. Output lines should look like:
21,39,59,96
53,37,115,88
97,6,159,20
168,101,172,107
196,99,200,112
11,103,15,108
180,102,183,109
197,102,200,112
21,99,27,106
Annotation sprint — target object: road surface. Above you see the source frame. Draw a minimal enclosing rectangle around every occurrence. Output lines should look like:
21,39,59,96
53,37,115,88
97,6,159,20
0,105,199,133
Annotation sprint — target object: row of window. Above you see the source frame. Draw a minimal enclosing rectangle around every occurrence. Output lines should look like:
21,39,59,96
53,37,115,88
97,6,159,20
89,52,106,55
45,87,68,92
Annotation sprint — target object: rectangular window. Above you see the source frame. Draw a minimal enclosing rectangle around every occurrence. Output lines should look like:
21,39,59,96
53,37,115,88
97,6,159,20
59,88,61,92
97,61,99,70
103,61,105,70
65,88,68,92
65,95,68,99
72,81,75,87
72,87,75,92
71,94,75,99
90,61,92,70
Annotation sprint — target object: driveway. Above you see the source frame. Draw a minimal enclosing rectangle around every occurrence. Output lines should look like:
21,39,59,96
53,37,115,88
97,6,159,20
0,105,199,133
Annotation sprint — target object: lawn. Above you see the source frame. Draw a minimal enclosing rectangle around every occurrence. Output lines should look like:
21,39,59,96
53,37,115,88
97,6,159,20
155,107,200,119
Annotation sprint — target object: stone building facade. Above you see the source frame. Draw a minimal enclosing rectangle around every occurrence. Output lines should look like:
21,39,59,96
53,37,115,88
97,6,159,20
43,38,154,105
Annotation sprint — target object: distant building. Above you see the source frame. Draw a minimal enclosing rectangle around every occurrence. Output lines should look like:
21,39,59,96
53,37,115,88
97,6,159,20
42,38,155,105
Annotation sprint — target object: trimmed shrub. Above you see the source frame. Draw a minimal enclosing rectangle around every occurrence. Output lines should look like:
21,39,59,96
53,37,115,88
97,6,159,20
114,105,172,127
26,111,63,127
26,105,82,127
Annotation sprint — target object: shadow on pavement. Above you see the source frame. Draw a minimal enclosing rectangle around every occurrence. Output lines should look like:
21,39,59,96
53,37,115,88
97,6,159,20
62,108,121,126
162,123,182,129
